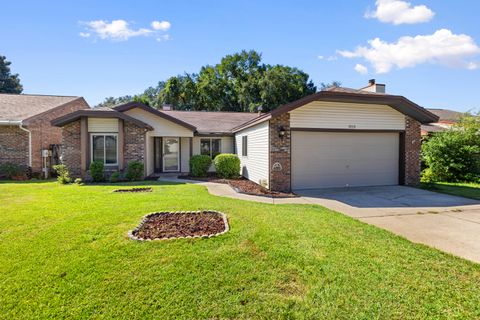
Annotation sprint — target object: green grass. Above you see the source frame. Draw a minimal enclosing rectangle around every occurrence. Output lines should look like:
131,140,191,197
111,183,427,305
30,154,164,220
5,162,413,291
1,181,479,319
421,182,480,200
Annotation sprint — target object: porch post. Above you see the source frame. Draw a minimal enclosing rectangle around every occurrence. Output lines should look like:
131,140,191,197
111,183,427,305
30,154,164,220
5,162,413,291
118,119,124,171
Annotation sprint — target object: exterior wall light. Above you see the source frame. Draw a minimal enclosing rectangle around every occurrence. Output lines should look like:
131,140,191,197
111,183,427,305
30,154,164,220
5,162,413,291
278,126,286,138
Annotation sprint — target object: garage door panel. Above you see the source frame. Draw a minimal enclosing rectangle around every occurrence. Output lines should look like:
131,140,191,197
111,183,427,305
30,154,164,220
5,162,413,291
292,131,399,189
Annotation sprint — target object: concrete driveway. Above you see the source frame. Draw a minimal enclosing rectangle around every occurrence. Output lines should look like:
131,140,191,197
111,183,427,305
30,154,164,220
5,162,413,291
296,186,480,264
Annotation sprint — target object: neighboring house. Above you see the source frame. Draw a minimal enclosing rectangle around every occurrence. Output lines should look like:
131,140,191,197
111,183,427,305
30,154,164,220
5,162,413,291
421,108,463,136
52,80,438,191
0,94,89,177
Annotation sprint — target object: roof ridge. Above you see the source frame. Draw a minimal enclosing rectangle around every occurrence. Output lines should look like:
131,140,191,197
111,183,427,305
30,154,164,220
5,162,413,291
163,110,261,115
0,93,80,98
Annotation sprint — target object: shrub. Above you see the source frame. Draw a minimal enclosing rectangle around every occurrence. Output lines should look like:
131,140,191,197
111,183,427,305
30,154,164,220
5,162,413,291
125,161,144,181
422,113,480,182
89,161,105,182
74,178,83,185
0,163,26,179
53,164,71,184
110,171,121,183
190,155,212,177
214,154,240,179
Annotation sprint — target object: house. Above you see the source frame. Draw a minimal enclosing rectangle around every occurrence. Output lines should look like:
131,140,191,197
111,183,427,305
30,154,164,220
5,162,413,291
52,80,438,191
0,94,89,177
421,108,463,136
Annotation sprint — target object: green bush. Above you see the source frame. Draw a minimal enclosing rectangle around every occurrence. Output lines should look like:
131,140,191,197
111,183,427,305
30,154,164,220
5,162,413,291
190,155,212,177
89,161,105,182
0,163,26,179
109,171,121,183
74,178,83,185
125,161,144,181
214,154,240,179
53,164,71,184
422,113,480,183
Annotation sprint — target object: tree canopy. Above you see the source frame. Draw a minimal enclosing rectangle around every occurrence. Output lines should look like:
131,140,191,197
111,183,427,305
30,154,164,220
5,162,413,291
422,112,480,183
0,55,23,94
97,50,317,112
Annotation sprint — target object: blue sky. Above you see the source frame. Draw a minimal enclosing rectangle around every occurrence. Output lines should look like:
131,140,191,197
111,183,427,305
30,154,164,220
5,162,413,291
1,0,479,111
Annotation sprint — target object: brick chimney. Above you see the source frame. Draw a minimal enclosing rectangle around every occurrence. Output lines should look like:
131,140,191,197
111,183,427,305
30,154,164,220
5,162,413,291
361,79,386,93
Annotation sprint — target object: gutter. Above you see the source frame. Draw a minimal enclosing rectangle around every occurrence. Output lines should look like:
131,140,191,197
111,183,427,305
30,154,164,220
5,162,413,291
0,120,32,167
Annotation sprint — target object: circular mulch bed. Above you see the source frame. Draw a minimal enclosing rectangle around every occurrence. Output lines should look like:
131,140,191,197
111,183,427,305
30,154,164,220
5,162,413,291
113,187,152,193
128,211,229,241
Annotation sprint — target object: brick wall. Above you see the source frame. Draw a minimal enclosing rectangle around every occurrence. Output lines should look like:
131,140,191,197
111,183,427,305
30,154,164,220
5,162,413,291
61,120,82,177
269,113,291,192
404,116,422,186
25,98,88,174
0,125,29,167
124,122,146,173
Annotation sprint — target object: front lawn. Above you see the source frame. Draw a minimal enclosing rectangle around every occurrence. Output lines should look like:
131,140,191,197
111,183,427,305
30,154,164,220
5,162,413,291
1,181,479,319
421,182,480,200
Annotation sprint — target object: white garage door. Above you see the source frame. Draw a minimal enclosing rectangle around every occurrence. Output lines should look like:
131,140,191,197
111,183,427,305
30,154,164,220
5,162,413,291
292,131,399,189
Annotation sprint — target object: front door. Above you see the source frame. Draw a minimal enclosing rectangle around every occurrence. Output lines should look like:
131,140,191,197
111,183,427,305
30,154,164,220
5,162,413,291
162,137,180,172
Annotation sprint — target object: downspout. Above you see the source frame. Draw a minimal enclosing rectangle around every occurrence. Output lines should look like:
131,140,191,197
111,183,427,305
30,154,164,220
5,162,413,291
19,122,33,168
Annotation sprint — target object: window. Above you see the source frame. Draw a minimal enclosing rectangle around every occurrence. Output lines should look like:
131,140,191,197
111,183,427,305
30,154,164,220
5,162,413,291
242,136,248,157
200,138,221,159
91,134,118,165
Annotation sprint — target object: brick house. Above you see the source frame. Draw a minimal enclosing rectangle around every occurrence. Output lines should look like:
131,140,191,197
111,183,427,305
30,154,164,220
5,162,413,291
0,94,89,177
52,81,438,191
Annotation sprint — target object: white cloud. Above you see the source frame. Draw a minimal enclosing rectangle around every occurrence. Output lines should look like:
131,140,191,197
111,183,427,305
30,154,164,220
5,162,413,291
156,34,171,42
354,64,369,74
80,19,171,41
151,20,171,31
338,29,480,73
317,55,324,60
365,0,434,25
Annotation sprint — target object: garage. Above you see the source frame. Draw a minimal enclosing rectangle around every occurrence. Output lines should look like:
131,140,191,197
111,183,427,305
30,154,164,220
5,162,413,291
291,131,400,189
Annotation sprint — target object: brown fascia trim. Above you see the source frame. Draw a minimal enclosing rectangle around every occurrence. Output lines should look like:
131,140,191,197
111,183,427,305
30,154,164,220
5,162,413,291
22,97,88,125
195,132,234,137
113,102,197,131
51,109,153,130
291,128,405,133
269,91,439,124
231,114,272,133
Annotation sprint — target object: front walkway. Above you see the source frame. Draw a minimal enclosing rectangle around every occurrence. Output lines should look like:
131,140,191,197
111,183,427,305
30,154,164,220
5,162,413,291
160,176,480,264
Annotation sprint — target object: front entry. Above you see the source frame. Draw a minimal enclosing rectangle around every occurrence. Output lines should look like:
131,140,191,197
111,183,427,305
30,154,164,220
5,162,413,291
153,137,180,173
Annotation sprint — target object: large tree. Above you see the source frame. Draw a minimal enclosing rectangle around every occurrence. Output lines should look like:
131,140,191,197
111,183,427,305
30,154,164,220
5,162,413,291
0,55,23,94
97,50,317,112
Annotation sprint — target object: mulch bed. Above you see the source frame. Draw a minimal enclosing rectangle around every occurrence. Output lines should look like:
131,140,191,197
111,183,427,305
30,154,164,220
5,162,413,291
178,174,297,198
113,187,152,193
129,211,229,241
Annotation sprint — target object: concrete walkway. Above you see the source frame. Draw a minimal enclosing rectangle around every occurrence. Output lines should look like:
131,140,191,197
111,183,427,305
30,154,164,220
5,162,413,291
160,177,480,263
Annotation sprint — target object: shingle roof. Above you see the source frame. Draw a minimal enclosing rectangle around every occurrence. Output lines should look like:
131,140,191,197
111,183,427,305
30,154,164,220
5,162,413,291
323,86,387,95
0,93,81,121
426,108,463,122
162,110,262,134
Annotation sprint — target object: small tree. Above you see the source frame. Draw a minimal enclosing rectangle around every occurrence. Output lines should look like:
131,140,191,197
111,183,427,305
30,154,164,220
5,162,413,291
0,55,23,94
53,164,71,184
422,113,480,182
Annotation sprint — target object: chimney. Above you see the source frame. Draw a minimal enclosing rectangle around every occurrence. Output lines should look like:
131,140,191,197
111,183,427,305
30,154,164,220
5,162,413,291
257,105,263,116
361,79,386,93
162,104,172,111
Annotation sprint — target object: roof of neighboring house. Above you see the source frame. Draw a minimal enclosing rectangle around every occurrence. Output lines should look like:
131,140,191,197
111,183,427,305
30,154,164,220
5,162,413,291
162,110,262,135
421,123,451,134
51,107,153,130
426,108,463,122
232,87,439,132
0,93,82,122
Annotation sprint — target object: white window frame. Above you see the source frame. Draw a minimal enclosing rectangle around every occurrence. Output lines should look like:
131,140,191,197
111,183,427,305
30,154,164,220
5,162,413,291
200,138,222,159
90,133,118,166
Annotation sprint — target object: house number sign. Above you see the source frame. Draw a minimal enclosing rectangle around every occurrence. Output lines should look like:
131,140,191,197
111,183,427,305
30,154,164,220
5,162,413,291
272,162,283,172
